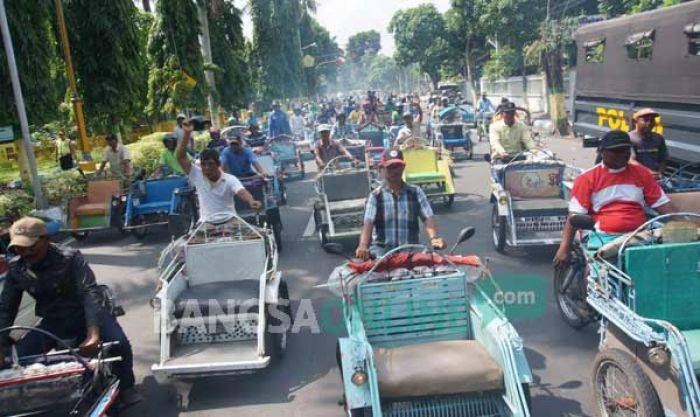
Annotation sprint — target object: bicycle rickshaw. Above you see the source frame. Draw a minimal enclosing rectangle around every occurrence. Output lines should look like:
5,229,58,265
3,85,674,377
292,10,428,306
313,156,372,246
235,175,284,250
489,151,580,253
269,134,305,181
324,230,533,417
434,122,474,160
152,213,289,410
0,326,121,416
402,144,456,207
123,175,197,239
562,213,700,417
61,178,125,241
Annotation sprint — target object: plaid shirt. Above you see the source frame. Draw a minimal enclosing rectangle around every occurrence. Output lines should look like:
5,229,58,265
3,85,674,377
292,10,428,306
363,183,434,249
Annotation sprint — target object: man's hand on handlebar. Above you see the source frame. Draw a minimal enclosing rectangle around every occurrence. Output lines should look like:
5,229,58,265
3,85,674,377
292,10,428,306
250,200,263,211
430,237,447,250
355,245,371,260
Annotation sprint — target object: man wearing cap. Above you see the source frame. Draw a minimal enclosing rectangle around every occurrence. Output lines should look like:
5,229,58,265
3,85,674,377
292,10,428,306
176,123,262,221
220,134,270,178
356,149,446,260
206,127,227,150
489,101,536,162
314,124,359,169
629,108,668,177
156,134,186,176
267,101,292,139
0,217,141,407
554,130,675,267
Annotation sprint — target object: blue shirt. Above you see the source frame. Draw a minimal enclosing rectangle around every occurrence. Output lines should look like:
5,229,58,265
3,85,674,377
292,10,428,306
267,110,291,138
220,147,257,177
477,99,495,113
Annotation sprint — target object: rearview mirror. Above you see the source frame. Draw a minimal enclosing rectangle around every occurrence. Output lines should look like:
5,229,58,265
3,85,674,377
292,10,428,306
569,215,595,231
457,227,476,244
323,242,346,255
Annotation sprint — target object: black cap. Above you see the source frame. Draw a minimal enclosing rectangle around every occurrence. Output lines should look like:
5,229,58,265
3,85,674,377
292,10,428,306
600,130,632,150
499,101,516,113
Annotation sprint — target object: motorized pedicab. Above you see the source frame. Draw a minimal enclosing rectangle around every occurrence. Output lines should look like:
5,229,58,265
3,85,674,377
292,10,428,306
235,175,284,250
151,213,290,410
269,134,305,181
324,230,533,417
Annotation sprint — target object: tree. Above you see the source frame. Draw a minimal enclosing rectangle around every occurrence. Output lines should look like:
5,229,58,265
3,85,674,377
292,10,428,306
146,0,207,116
482,47,520,81
0,1,63,126
389,4,449,89
62,0,147,130
346,30,381,62
300,11,339,96
208,0,249,111
366,55,400,90
444,1,488,103
599,0,683,16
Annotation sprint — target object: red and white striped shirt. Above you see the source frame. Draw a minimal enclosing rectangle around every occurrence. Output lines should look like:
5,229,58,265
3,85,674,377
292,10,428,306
569,162,669,233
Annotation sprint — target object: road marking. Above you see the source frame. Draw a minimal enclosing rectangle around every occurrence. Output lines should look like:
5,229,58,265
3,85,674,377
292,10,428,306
302,212,316,237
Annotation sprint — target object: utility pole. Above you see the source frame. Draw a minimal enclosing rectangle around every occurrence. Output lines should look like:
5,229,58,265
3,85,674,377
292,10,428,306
0,0,46,208
197,0,218,128
55,0,92,162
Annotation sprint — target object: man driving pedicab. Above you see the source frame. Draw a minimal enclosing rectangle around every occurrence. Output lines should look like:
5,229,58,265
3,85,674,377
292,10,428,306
0,217,142,408
175,123,261,221
489,101,536,164
314,125,360,170
355,149,447,260
220,134,271,179
553,130,676,268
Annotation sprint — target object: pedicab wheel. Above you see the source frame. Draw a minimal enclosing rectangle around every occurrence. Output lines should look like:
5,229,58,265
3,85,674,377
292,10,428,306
72,231,89,241
273,221,283,252
522,383,532,412
554,255,595,329
443,194,455,208
593,348,663,417
132,217,148,240
343,394,372,417
464,142,473,160
319,224,330,246
491,205,507,253
266,280,291,362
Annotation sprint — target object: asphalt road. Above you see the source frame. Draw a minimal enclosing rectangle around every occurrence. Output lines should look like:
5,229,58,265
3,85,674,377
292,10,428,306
70,134,599,417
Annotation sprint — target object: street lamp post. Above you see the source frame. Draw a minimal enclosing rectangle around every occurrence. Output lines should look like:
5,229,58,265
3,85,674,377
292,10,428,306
0,0,46,208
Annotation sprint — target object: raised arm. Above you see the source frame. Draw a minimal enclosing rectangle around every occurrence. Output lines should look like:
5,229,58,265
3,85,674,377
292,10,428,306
176,124,192,174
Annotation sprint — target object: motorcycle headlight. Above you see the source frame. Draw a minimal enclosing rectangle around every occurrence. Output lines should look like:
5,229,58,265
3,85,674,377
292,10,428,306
351,369,368,386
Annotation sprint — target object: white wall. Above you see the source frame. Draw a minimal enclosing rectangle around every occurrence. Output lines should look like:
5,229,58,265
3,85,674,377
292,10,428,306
479,71,575,115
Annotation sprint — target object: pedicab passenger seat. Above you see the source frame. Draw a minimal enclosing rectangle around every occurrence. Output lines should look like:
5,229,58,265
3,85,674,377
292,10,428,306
403,147,445,183
133,177,188,213
70,180,121,217
321,170,370,213
173,236,267,321
624,240,700,373
504,162,568,215
358,273,504,399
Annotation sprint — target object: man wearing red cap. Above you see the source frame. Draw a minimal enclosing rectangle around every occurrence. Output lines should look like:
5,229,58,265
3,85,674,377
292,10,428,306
629,108,668,177
356,149,447,260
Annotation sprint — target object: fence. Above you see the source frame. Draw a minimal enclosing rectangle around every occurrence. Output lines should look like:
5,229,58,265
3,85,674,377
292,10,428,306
479,71,575,115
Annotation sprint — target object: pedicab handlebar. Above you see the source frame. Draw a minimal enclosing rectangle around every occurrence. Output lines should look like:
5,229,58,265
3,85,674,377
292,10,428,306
0,326,90,371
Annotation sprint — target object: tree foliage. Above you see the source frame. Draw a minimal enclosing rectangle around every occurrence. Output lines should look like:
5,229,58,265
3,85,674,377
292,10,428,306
208,0,249,111
389,4,449,89
599,0,683,16
300,11,339,96
346,30,381,62
0,0,63,127
482,47,520,81
64,0,147,129
146,0,207,116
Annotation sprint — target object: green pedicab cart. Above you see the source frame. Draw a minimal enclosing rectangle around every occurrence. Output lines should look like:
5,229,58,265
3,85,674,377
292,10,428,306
569,213,700,417
326,236,533,417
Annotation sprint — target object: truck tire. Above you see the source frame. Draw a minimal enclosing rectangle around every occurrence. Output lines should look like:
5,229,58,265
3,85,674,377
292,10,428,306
593,348,663,417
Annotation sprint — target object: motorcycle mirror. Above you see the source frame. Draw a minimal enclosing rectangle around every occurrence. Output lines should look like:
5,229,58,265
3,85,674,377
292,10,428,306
449,227,476,254
457,227,476,244
569,215,595,231
483,153,491,163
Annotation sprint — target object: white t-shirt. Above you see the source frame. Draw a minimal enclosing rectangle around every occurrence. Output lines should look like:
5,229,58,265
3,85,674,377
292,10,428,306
101,144,131,176
188,163,244,221
395,126,414,146
290,115,305,135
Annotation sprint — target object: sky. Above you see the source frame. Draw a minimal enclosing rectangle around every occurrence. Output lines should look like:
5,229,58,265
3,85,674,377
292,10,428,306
234,0,452,56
